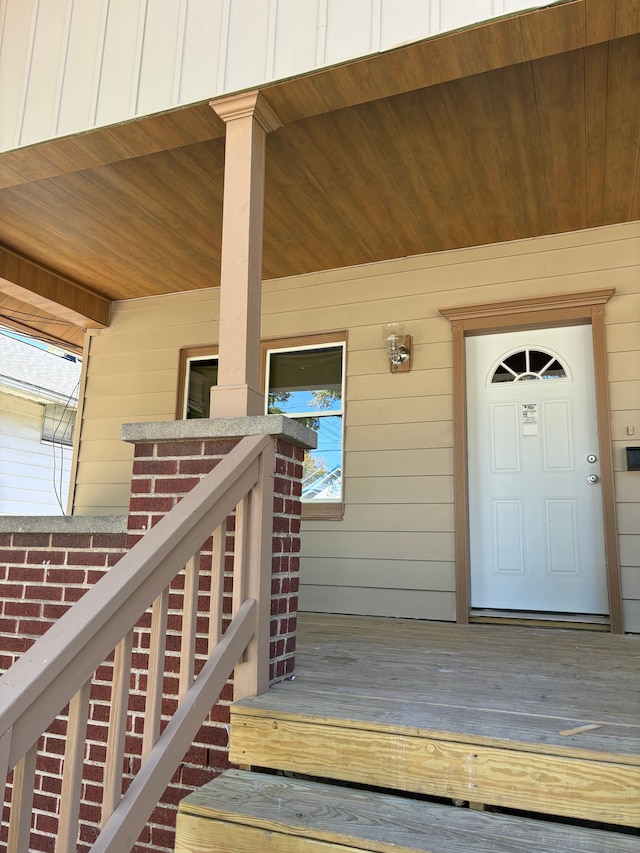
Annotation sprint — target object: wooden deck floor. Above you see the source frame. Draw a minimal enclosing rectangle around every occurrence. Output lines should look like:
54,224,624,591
182,616,640,851
283,613,640,762
223,614,640,839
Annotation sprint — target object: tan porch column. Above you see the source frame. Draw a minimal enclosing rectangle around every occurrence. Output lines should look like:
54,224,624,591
209,91,281,416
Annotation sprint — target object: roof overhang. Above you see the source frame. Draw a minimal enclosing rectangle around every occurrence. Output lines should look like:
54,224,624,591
0,0,638,349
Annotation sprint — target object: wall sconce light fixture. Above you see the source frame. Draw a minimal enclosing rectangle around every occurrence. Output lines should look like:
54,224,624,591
382,322,412,373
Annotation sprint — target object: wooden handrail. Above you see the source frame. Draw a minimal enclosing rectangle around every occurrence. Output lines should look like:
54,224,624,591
0,432,275,853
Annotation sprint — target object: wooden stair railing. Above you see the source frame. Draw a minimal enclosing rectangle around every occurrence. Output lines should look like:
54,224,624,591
0,433,275,853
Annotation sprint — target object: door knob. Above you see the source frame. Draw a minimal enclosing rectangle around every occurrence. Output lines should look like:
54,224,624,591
587,474,599,484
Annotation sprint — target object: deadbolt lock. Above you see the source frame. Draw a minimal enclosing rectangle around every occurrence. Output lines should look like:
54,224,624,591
587,454,597,463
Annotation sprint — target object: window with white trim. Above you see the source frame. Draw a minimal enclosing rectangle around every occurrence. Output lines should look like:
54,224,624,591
178,334,347,516
265,341,345,505
184,356,219,419
42,403,76,447
177,345,219,419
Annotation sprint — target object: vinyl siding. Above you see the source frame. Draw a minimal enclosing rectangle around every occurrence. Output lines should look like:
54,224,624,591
0,394,73,515
73,221,640,629
0,0,555,152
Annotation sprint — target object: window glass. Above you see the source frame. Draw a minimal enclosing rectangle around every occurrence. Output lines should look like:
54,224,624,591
42,403,76,446
491,348,567,383
186,357,218,418
267,344,344,503
180,339,346,508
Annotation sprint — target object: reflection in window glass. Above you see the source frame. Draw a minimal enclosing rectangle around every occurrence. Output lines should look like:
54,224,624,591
186,358,218,418
42,403,76,446
491,349,567,383
267,345,344,502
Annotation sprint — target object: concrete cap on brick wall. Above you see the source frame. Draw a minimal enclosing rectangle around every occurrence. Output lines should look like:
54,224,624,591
0,515,127,533
121,415,317,450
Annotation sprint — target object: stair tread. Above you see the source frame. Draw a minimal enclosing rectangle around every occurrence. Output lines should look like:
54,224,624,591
229,712,640,827
177,770,640,853
232,683,640,764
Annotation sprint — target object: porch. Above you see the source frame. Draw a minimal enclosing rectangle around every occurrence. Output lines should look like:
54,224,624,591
178,612,640,852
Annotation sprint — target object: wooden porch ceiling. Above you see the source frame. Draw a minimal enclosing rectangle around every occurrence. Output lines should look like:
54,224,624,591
0,0,639,351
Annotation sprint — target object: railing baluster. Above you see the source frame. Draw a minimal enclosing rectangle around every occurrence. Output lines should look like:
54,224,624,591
58,680,92,853
6,741,37,853
142,587,169,760
234,441,275,700
0,727,10,792
179,551,200,699
102,630,134,825
209,525,225,652
233,497,249,618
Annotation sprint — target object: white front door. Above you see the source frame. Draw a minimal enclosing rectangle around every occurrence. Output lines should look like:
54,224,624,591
466,325,608,615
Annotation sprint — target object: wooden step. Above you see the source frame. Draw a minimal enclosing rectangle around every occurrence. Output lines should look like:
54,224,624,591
229,686,640,827
176,769,640,853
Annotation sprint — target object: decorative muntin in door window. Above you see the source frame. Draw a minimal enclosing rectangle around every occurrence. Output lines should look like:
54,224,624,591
490,348,569,384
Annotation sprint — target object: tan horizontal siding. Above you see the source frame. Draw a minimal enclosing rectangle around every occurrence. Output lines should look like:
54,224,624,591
623,604,640,633
299,586,456,620
614,473,640,503
75,459,137,484
83,348,181,377
348,395,452,426
619,536,640,568
301,558,454,590
88,322,217,358
606,322,640,353
616,503,639,535
301,531,454,562
346,476,454,505
622,567,640,599
346,422,452,452
72,221,640,628
100,290,218,331
607,350,640,382
79,417,159,443
81,392,176,421
347,449,453,478
73,482,134,513
313,503,455,534
86,370,177,397
348,369,453,400
609,382,640,415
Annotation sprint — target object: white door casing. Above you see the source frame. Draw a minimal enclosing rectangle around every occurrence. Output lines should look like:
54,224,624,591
466,325,608,614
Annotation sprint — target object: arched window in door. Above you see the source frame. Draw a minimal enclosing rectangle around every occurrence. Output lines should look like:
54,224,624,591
490,348,568,383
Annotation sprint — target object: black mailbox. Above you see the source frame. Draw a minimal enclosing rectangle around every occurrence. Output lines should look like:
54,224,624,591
626,447,640,471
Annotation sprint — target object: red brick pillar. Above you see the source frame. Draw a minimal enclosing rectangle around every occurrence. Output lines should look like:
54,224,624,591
121,417,313,686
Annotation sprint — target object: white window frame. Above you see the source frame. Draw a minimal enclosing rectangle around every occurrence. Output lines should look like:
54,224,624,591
42,403,76,447
178,332,347,520
263,333,346,520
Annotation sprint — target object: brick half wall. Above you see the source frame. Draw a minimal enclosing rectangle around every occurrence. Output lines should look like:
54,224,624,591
0,416,314,853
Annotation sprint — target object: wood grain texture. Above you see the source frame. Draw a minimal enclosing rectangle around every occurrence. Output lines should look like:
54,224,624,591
231,718,640,825
1,16,640,328
176,770,640,853
229,614,640,827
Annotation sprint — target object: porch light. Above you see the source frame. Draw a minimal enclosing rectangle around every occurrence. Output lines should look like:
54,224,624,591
382,323,412,373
